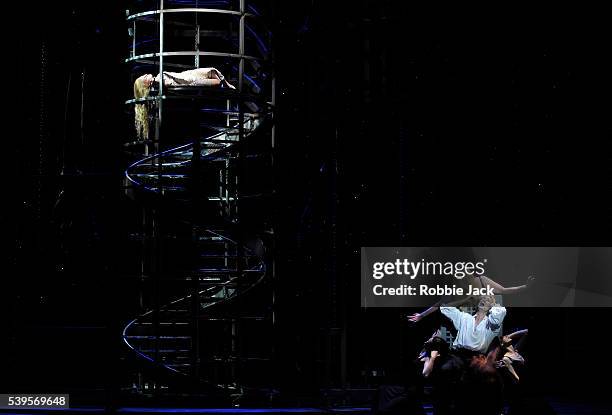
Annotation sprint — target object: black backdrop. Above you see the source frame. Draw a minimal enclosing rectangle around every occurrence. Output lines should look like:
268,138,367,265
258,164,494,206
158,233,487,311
8,0,612,407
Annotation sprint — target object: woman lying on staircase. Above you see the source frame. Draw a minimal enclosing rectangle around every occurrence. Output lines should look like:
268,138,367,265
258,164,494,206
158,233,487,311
133,68,236,140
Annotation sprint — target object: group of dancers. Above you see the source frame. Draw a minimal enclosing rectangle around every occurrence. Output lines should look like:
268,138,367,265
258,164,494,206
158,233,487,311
407,276,534,415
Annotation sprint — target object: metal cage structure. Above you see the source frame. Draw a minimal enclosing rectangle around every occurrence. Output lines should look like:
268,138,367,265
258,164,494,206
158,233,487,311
121,0,275,400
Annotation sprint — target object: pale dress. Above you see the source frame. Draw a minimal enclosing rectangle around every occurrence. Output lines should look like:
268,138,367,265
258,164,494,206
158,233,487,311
154,68,224,86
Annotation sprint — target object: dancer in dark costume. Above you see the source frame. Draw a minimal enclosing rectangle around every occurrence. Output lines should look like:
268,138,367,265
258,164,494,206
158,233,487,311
495,329,528,382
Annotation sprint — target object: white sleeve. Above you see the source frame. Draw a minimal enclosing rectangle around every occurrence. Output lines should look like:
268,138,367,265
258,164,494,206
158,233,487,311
440,306,464,329
486,306,506,332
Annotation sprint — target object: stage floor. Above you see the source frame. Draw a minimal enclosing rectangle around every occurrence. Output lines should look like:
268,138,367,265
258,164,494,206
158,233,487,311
2,395,612,415
1,401,612,415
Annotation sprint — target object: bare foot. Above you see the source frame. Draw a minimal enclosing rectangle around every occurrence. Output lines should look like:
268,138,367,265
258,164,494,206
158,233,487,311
502,356,520,382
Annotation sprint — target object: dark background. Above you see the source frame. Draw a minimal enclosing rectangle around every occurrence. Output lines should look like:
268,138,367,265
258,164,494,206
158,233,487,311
7,0,612,408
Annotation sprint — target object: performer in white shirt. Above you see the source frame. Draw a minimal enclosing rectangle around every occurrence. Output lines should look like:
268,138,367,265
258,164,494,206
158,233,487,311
133,68,236,140
440,296,506,353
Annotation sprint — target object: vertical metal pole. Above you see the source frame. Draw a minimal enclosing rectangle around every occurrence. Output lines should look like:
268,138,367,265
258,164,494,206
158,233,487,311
270,36,277,374
195,24,200,68
191,141,201,380
152,0,165,395
271,78,276,149
132,20,136,58
151,212,160,395
219,168,224,217
134,3,146,384
229,0,246,387
138,206,146,393
156,0,164,154
190,0,202,371
239,0,245,97
237,0,245,220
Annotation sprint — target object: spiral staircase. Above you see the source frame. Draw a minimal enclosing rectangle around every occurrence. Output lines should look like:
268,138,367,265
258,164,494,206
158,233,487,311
121,0,275,399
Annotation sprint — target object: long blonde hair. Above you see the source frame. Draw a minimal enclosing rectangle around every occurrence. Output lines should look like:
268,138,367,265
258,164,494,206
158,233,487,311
134,76,150,140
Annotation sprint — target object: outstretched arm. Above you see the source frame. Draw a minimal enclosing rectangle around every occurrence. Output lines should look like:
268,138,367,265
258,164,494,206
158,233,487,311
479,275,535,295
407,296,477,323
407,306,438,323
507,328,528,339
503,329,528,344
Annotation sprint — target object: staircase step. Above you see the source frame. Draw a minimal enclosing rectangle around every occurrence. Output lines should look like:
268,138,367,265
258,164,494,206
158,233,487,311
125,335,191,339
196,267,263,273
207,356,272,362
197,236,226,242
198,316,266,322
199,253,259,259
